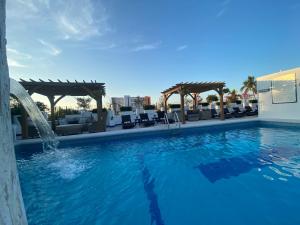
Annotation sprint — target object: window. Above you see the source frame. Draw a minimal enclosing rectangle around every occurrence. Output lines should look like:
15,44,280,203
272,73,297,104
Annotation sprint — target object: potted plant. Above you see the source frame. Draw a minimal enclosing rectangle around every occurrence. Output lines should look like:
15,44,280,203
200,102,209,110
168,104,181,112
120,106,133,116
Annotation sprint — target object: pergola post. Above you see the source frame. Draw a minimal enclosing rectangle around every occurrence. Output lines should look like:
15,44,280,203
47,95,56,131
96,94,103,132
193,93,197,110
218,89,225,121
180,92,185,124
163,94,168,112
21,106,28,138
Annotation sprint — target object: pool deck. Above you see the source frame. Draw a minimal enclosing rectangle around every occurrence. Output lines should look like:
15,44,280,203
15,116,260,145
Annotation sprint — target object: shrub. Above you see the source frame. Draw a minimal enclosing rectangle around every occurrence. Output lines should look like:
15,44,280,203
201,102,209,107
143,105,155,110
168,104,181,109
120,106,132,112
249,99,258,103
91,108,107,113
235,100,242,104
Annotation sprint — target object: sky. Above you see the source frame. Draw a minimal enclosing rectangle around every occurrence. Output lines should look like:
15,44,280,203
6,0,300,108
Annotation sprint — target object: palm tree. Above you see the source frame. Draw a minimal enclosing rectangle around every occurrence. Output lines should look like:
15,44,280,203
240,76,257,98
227,89,241,103
206,94,219,103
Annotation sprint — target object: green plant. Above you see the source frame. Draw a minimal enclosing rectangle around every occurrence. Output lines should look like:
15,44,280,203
227,89,241,103
206,95,218,103
223,88,230,94
143,105,155,110
91,108,107,113
120,106,132,112
55,107,79,119
201,102,209,107
76,97,92,110
10,97,22,115
35,101,48,112
235,100,242,104
249,99,258,103
241,76,257,96
168,104,181,109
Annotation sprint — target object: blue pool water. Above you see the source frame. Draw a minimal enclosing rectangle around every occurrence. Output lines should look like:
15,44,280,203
16,122,300,225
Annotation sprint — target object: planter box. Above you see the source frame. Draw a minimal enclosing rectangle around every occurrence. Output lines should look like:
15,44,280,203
200,111,211,120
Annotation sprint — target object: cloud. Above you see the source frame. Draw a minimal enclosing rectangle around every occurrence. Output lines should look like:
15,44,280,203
216,8,226,18
55,0,110,41
132,41,161,52
7,0,112,41
216,0,231,18
176,45,188,51
7,58,27,68
7,48,32,59
38,39,62,56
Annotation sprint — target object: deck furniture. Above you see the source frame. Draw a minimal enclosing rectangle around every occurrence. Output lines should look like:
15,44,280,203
199,110,211,120
121,115,135,129
56,124,83,136
244,106,258,116
140,113,155,127
187,110,200,121
232,107,245,117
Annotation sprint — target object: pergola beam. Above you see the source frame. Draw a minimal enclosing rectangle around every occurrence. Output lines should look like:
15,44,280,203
19,79,106,133
161,82,226,123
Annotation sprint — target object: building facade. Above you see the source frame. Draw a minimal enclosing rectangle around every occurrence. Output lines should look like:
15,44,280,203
111,95,152,114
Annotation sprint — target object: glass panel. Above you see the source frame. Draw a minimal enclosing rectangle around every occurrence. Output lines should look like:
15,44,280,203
272,73,297,104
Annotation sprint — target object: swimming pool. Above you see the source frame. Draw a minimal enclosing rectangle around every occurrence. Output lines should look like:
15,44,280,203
16,121,300,225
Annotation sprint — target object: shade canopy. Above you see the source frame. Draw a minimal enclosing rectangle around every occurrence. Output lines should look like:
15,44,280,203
161,82,225,96
18,79,106,135
20,79,105,97
161,81,226,123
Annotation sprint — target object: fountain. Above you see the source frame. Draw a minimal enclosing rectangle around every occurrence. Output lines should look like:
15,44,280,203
10,78,58,150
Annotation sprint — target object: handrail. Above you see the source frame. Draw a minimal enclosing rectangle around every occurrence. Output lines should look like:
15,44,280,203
164,113,170,129
174,112,181,128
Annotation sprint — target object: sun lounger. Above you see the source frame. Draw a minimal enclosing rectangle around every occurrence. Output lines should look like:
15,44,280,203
211,109,219,118
140,113,155,127
121,115,135,129
232,107,245,117
244,106,258,116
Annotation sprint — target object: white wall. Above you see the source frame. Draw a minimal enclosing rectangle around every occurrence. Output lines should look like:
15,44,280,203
257,68,300,121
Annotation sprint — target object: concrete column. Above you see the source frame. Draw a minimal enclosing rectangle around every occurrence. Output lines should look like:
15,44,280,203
0,0,28,223
47,96,55,131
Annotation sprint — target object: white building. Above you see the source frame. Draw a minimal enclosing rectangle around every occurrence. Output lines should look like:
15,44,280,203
111,95,151,114
257,67,300,121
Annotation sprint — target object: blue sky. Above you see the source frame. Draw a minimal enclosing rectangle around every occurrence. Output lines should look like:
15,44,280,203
6,0,300,107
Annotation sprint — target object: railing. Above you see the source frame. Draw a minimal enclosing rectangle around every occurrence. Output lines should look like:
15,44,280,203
174,112,181,128
164,113,170,129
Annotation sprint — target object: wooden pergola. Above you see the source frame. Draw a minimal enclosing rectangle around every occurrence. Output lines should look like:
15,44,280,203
19,79,105,137
161,82,226,124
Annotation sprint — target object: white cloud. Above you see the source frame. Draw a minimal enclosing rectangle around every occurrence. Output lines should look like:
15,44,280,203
38,39,62,56
7,0,111,41
132,41,161,52
176,45,188,51
216,8,226,18
7,58,27,68
7,48,32,59
216,0,231,18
